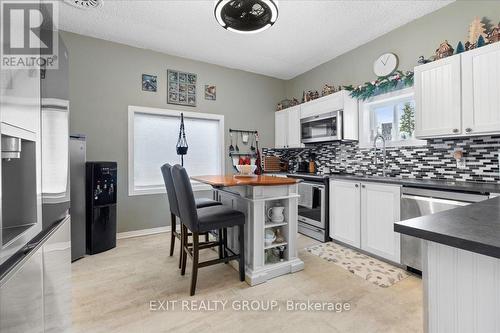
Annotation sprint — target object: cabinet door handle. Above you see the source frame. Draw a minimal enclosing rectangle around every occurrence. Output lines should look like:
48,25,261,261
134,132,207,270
452,128,459,133
355,184,359,188
465,128,472,133
361,185,366,188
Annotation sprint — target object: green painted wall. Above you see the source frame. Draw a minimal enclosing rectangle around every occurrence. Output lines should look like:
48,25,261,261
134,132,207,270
62,0,500,233
285,1,500,99
62,31,285,233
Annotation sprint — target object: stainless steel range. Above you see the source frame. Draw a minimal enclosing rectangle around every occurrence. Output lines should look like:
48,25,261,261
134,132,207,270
288,173,329,242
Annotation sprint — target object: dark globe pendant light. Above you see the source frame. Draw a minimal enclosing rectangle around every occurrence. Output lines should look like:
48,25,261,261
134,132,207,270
214,0,278,34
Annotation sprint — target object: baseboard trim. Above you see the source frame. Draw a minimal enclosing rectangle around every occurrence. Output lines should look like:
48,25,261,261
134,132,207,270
117,226,171,239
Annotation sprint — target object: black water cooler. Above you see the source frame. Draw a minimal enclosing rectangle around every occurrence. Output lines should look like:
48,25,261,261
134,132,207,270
86,162,117,255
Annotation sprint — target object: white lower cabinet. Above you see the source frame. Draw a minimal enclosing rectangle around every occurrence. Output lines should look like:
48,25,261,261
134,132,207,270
360,183,401,263
329,180,361,248
329,179,401,263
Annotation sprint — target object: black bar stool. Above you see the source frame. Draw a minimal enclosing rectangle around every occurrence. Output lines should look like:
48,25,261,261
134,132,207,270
161,163,221,268
171,164,245,296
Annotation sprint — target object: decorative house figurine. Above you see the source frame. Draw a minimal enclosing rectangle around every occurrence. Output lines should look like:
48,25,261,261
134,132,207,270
417,55,431,64
304,90,319,102
321,84,335,96
290,98,300,106
276,99,293,111
435,40,454,59
488,24,500,44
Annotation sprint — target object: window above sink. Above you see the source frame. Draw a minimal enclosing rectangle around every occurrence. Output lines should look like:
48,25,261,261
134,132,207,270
359,88,427,148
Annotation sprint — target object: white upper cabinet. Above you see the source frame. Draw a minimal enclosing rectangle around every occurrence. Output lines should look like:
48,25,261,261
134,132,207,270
415,42,500,138
360,182,401,263
299,90,358,141
300,91,343,119
286,105,302,148
461,42,500,135
274,110,287,148
342,92,359,141
414,56,462,138
274,105,303,149
329,180,361,248
275,90,359,147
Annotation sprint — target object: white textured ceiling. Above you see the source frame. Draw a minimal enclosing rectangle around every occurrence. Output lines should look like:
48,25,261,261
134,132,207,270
59,0,453,79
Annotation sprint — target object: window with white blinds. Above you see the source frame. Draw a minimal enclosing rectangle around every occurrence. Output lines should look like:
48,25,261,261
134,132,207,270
128,106,224,195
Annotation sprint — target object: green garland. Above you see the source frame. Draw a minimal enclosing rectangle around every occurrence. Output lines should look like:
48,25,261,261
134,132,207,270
343,70,414,101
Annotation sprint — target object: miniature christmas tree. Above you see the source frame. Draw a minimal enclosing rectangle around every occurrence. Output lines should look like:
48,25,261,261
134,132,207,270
455,41,465,54
477,35,486,48
468,17,488,45
400,103,415,138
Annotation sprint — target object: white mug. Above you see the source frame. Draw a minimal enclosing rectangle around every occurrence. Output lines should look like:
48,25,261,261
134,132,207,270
267,206,285,222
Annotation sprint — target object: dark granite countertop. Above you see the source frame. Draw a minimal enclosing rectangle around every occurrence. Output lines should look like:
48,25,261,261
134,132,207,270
395,197,500,259
329,174,500,194
266,172,500,193
265,171,500,258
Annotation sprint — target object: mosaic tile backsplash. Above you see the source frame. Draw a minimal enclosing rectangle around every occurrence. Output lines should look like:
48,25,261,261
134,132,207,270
262,136,500,183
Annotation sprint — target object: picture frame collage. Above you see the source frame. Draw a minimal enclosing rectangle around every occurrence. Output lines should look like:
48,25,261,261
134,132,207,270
168,69,197,106
141,70,216,106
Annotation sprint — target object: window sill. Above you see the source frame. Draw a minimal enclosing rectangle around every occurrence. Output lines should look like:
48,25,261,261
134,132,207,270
129,182,213,197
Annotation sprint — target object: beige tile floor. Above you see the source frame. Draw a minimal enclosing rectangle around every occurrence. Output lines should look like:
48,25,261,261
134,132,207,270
72,233,423,333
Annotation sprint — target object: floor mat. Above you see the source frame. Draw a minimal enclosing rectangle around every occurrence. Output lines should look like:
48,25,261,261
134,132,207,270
306,242,411,288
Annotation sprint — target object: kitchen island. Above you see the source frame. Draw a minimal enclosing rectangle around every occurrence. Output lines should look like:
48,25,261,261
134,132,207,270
191,175,304,286
395,196,500,333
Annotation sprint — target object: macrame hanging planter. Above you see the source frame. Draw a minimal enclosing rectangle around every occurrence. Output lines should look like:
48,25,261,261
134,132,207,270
176,113,188,166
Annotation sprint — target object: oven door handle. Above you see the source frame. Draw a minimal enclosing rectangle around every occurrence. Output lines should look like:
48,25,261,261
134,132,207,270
298,222,324,234
320,186,326,225
300,182,325,190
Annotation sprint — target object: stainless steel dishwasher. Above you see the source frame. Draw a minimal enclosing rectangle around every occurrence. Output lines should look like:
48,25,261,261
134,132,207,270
400,187,489,271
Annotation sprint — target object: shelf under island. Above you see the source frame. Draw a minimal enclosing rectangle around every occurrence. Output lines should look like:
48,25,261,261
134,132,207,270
191,175,304,286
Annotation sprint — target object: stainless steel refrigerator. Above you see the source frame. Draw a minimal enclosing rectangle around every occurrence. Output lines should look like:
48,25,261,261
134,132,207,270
0,23,72,333
70,135,86,261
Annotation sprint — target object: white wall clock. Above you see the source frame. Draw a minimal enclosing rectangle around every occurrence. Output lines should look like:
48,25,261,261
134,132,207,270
373,53,399,77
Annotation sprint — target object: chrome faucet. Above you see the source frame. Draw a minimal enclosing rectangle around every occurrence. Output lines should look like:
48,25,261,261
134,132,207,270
373,134,387,177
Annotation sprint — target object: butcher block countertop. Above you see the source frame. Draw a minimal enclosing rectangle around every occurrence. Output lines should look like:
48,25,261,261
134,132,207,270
191,175,300,187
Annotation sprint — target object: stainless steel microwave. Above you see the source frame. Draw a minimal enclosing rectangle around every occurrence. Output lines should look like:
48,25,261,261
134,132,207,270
301,111,343,144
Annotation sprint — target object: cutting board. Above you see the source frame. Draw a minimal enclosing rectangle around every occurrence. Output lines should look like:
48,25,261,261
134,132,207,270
263,156,281,172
